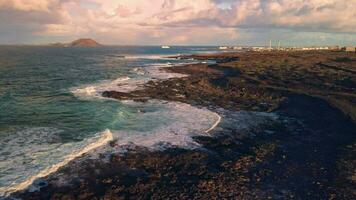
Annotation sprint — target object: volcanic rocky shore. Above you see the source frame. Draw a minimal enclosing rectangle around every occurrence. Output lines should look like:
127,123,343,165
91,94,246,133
12,51,356,199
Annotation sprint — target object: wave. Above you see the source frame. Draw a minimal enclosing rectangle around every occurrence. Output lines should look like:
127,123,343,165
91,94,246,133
205,112,222,134
0,128,113,197
132,67,146,75
70,62,188,101
107,100,221,150
122,54,178,60
70,76,143,100
144,64,187,80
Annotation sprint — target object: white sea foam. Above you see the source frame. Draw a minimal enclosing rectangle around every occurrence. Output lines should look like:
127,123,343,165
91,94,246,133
205,112,222,134
70,76,144,100
71,62,188,101
123,54,178,60
106,105,279,150
0,128,113,196
144,64,188,80
108,100,220,149
132,67,146,75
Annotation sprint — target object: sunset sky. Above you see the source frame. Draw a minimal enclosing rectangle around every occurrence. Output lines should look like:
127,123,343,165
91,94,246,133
0,0,355,46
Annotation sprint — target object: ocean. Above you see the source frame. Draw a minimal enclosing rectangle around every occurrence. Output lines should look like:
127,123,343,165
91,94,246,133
0,46,222,195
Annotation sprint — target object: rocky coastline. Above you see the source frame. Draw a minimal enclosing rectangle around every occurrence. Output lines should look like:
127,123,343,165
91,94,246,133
12,50,356,199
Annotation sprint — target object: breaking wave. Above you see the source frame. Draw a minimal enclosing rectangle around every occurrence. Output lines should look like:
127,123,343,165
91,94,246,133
108,100,221,150
122,54,178,60
70,63,187,101
0,128,113,196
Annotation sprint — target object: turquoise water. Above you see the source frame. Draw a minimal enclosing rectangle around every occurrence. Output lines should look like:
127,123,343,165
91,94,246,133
0,46,220,194
0,46,209,135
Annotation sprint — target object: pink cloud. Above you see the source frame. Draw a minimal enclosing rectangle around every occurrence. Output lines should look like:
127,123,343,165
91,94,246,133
0,0,355,44
0,0,52,12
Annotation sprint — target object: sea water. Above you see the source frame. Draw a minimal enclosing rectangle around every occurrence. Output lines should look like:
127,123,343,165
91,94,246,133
0,46,222,195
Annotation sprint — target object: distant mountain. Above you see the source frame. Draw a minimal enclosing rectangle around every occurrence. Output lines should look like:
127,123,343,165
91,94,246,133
69,38,102,47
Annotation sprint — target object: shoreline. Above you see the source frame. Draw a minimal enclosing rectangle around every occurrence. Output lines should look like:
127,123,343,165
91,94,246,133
11,50,356,199
0,130,114,197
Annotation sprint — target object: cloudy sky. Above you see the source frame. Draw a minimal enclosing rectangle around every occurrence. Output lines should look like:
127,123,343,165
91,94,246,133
0,0,355,46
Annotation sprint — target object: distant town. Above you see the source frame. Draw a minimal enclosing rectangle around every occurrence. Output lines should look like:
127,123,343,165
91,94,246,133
218,45,356,52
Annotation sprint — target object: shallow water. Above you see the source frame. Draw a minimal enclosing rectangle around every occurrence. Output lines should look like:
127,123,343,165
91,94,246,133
0,46,222,195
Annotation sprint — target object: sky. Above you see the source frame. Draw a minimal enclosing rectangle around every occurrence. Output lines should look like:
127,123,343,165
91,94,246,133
0,0,355,46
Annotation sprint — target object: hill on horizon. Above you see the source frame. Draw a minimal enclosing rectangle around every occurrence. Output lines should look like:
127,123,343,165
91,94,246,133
69,38,102,47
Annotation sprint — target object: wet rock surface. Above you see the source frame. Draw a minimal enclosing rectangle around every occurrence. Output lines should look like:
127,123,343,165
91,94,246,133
12,51,356,200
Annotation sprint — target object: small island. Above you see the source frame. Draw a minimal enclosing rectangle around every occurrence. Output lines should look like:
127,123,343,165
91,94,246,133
69,38,102,47
50,38,102,47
